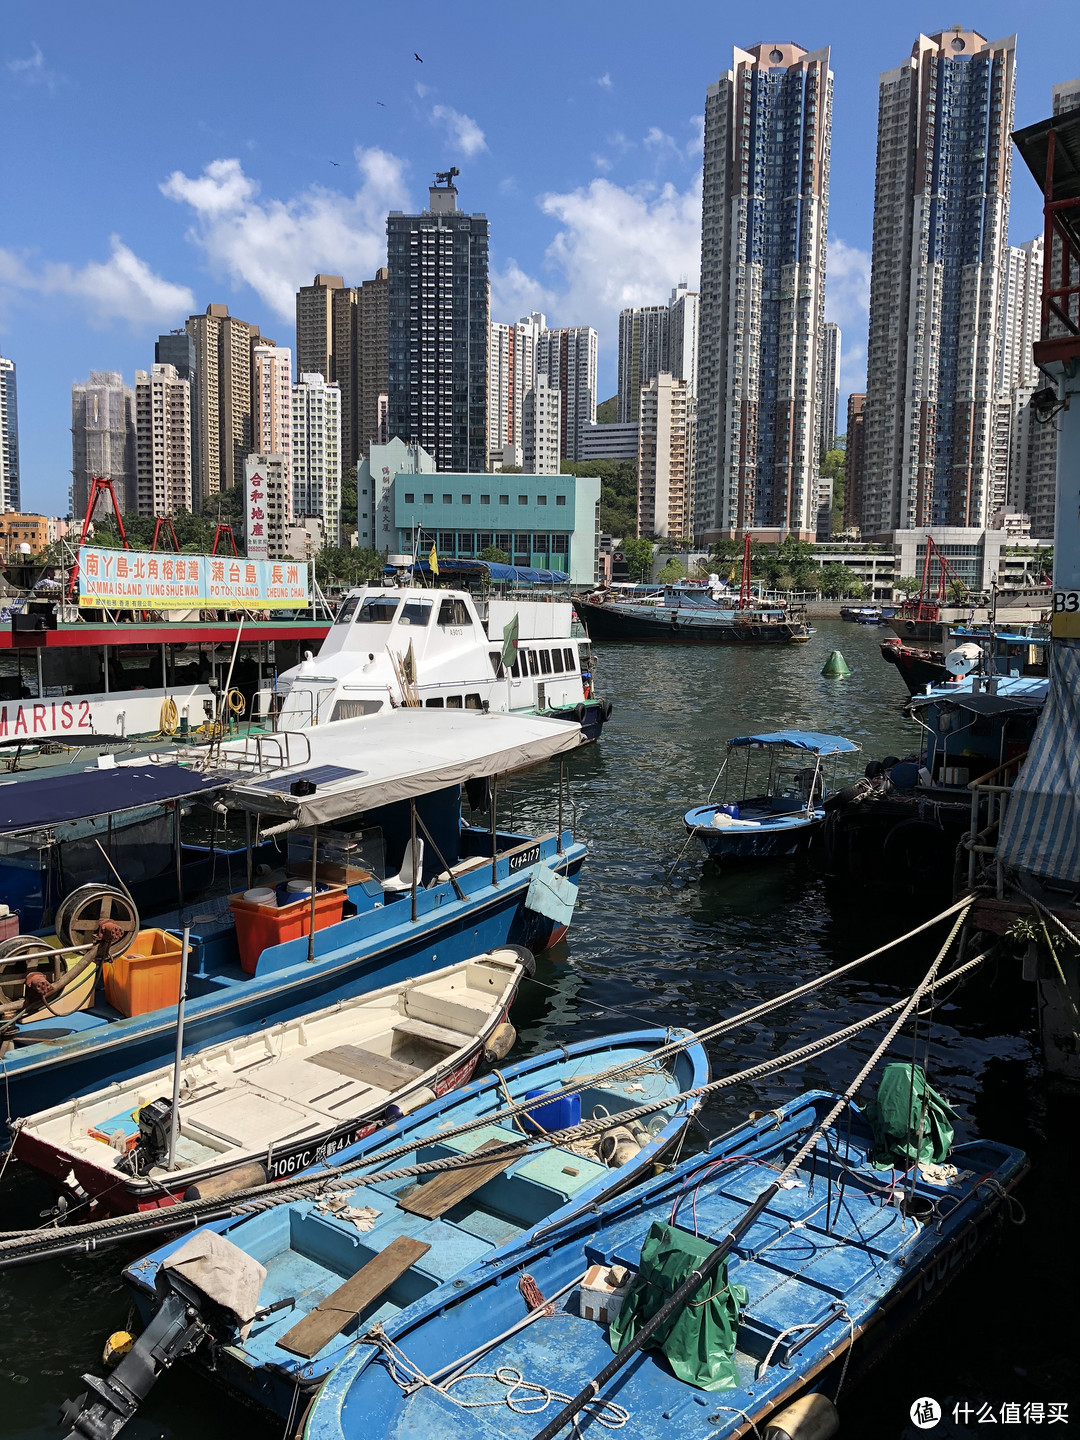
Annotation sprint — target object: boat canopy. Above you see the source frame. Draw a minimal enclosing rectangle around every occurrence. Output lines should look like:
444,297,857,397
907,675,1048,716
0,763,225,837
727,730,859,756
220,709,581,826
387,559,569,586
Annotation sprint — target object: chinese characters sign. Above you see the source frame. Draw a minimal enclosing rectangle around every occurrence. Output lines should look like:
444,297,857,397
78,547,310,609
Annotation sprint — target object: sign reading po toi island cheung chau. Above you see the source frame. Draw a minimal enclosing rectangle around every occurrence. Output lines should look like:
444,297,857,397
77,547,310,609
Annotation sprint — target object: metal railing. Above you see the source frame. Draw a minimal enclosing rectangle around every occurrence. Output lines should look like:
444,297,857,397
965,751,1028,897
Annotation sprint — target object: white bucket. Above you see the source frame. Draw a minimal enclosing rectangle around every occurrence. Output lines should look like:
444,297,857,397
243,887,277,907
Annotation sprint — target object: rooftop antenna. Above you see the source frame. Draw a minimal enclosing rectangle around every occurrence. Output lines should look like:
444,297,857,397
433,167,460,187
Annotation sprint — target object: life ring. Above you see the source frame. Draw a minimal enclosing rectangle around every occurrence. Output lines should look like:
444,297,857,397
905,620,917,635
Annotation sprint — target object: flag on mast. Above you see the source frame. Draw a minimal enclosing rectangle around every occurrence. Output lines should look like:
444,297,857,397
500,614,519,670
429,543,439,575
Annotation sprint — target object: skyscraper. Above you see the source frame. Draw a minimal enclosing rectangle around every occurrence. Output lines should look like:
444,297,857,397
637,374,695,541
536,324,598,462
291,373,341,546
617,306,668,424
666,284,699,398
522,373,562,475
0,350,19,513
488,316,539,466
185,304,266,501
135,364,192,516
252,344,293,479
155,330,197,506
695,43,833,543
819,323,841,453
71,372,136,518
387,174,490,473
295,270,389,469
844,393,866,533
861,30,1016,537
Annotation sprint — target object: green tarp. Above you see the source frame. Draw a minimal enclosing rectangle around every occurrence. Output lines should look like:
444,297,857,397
864,1062,957,1169
608,1220,748,1392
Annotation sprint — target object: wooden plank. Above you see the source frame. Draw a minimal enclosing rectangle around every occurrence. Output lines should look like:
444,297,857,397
397,1138,515,1220
276,1234,431,1358
393,1017,476,1050
306,1045,422,1090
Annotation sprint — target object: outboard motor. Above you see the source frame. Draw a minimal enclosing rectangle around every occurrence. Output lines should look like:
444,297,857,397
117,1098,173,1178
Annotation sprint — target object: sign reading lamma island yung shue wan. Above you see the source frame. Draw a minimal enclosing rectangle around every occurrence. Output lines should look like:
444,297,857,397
77,547,310,609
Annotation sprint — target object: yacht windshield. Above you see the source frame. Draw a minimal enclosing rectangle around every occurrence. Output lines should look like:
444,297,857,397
334,595,361,625
356,597,400,624
398,599,433,626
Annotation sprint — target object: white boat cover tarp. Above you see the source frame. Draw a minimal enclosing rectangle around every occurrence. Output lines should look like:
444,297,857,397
996,641,1080,882
163,1232,267,1338
221,709,581,825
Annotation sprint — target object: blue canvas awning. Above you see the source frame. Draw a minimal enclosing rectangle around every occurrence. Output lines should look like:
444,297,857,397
996,641,1080,883
727,731,859,756
0,764,225,836
386,560,569,585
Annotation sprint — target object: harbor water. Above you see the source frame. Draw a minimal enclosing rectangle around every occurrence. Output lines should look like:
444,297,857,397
1,620,1073,1438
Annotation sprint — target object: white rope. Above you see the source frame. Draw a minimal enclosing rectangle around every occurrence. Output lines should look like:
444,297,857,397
755,1322,817,1380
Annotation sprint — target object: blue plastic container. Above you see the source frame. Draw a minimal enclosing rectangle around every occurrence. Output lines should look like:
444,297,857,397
718,803,740,819
521,1088,581,1134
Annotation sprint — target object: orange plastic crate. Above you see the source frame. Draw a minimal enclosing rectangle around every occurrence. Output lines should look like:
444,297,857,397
229,887,347,974
104,929,185,1018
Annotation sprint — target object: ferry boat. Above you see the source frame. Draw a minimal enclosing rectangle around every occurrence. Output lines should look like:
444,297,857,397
0,604,328,769
275,586,610,740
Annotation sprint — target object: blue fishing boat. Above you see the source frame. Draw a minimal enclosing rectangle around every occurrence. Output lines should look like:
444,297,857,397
0,710,585,1120
301,1086,1026,1440
92,1030,707,1426
684,731,859,861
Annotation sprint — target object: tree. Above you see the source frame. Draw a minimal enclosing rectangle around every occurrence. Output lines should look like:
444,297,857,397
314,546,384,588
708,539,743,563
595,395,618,424
820,563,861,599
946,577,968,605
656,558,686,584
893,576,923,598
500,464,523,474
619,536,655,582
340,464,358,543
479,545,510,564
564,457,638,537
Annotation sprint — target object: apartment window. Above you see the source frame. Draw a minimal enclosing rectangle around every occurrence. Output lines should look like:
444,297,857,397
499,495,509,505
518,495,528,506
556,495,567,506
537,495,547,506
442,493,452,505
439,531,455,551
460,494,471,504
424,493,434,504
403,492,414,504
480,494,491,505
497,533,512,552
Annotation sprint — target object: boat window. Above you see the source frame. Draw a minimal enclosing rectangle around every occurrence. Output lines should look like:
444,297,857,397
357,597,399,624
331,698,383,720
510,656,521,678
564,647,576,670
425,696,444,707
437,599,471,627
527,650,540,677
398,599,432,627
488,650,504,677
550,649,564,674
465,693,483,709
446,695,463,709
39,647,108,698
334,595,361,626
539,650,552,675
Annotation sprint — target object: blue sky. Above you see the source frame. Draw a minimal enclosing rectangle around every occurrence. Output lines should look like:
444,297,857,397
2,0,1076,516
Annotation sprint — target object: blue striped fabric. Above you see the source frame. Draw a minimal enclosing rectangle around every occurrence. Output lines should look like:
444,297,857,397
997,641,1080,882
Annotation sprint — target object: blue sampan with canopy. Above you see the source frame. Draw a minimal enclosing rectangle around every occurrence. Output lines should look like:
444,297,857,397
684,729,860,862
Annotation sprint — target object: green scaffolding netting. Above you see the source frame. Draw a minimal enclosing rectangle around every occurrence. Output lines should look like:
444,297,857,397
608,1220,748,1392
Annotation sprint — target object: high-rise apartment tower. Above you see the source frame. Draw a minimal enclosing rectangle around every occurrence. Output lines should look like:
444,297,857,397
638,374,695,541
71,372,136,518
617,306,669,425
291,373,341,546
135,364,192,516
184,304,266,501
861,30,1016,536
819,323,841,453
0,351,19,513
387,175,489,473
695,43,833,543
295,271,388,468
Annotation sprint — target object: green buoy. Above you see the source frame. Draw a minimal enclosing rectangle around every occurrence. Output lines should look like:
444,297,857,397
822,650,851,678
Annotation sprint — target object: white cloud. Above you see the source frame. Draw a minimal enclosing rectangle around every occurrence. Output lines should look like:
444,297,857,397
499,175,701,334
592,154,613,174
7,42,61,91
0,236,193,326
825,238,872,393
490,260,555,322
687,115,705,157
597,73,613,89
161,150,410,319
431,105,487,158
415,81,430,99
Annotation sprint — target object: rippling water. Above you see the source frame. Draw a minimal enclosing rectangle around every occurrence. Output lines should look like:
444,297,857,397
1,621,1073,1438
